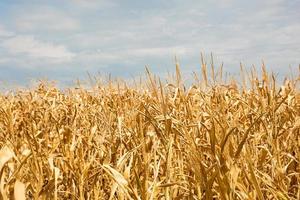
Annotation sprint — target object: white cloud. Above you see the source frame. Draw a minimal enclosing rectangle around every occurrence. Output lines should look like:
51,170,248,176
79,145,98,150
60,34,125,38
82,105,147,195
71,0,117,8
129,47,189,57
63,0,299,73
13,7,79,32
0,0,298,84
78,46,189,62
0,57,10,64
1,35,75,61
0,24,14,38
78,50,122,63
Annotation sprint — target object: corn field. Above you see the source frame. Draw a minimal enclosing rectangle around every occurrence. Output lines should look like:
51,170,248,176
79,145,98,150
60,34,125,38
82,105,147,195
0,62,299,199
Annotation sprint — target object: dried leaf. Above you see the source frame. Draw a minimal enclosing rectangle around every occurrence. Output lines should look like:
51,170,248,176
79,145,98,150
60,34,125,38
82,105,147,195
0,146,15,172
14,180,26,200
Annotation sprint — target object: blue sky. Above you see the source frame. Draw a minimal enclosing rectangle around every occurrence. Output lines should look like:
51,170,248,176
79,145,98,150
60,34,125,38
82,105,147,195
0,0,299,87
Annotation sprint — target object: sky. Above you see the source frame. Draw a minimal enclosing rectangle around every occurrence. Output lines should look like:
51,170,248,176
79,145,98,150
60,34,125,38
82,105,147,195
0,0,299,87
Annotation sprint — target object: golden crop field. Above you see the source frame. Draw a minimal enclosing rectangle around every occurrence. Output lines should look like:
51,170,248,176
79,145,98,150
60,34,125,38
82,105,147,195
0,63,299,199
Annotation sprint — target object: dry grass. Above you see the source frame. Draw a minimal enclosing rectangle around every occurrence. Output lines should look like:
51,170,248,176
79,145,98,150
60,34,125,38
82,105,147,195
0,61,299,199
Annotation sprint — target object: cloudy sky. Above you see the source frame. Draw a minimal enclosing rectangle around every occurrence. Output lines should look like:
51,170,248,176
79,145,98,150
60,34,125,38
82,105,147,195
0,0,299,87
